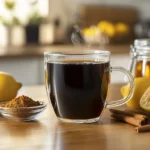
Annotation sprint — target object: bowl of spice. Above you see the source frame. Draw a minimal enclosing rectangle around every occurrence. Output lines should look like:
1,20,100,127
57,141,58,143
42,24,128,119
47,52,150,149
0,95,47,121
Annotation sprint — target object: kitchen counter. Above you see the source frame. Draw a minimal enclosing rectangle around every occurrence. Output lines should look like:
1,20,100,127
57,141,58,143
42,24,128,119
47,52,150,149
0,44,130,58
0,84,149,150
0,44,131,85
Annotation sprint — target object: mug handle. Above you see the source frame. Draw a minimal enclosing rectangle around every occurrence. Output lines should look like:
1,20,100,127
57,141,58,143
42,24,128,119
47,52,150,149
105,66,135,108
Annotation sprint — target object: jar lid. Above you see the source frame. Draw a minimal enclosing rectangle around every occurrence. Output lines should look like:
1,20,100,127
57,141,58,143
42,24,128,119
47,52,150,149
134,39,150,47
132,39,150,55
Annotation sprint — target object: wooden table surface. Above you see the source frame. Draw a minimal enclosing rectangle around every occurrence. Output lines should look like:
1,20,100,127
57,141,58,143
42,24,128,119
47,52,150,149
0,85,149,150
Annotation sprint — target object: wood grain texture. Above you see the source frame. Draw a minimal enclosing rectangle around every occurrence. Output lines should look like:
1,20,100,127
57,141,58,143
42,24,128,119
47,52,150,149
0,84,149,150
80,5,138,26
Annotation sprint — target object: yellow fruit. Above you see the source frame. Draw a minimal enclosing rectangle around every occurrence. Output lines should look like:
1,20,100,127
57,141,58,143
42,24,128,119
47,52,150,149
140,86,150,111
97,21,116,37
121,77,150,109
0,72,22,101
115,22,129,34
82,27,99,37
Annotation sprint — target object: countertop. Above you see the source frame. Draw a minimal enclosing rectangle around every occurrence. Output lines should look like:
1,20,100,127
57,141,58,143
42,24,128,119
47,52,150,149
0,84,149,150
0,44,130,59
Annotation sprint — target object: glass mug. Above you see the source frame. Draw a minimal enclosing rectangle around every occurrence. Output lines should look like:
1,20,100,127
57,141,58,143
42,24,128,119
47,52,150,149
44,50,134,123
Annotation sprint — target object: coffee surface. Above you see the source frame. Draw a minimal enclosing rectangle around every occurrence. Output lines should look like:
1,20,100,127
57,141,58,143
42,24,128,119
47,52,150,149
46,60,110,119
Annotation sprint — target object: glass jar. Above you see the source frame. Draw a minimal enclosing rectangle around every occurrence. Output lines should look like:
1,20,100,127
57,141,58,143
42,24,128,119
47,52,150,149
130,39,150,78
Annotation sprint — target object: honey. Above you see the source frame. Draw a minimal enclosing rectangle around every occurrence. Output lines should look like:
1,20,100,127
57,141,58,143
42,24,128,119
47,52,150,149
130,39,150,78
135,61,150,78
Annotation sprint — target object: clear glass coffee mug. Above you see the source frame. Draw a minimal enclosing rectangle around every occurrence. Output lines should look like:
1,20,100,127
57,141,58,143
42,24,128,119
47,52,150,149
44,50,134,123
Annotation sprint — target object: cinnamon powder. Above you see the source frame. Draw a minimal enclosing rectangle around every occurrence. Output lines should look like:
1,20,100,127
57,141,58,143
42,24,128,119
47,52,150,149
0,95,41,108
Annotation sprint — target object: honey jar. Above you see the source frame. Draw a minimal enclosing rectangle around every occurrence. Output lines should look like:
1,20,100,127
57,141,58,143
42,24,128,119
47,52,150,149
130,39,150,78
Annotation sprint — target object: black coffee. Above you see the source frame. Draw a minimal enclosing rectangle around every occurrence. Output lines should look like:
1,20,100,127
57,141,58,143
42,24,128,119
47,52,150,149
46,60,110,119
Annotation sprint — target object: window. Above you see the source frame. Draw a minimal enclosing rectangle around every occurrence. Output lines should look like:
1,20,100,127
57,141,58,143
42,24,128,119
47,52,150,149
0,0,49,25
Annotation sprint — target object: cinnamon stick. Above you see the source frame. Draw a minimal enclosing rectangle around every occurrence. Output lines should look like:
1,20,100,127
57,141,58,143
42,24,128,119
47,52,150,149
111,113,148,126
125,109,150,118
135,125,150,133
110,109,148,121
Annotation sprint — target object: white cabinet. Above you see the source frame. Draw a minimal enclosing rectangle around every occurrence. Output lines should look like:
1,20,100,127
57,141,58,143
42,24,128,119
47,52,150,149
0,54,130,85
110,54,130,83
0,57,44,85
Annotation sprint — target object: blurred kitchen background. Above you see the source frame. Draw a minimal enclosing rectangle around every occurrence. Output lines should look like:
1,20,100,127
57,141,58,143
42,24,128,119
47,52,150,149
1,0,150,85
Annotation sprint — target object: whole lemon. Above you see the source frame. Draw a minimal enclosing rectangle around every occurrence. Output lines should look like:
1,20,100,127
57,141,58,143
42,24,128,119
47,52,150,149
97,21,116,37
115,22,129,35
0,72,22,101
121,77,150,109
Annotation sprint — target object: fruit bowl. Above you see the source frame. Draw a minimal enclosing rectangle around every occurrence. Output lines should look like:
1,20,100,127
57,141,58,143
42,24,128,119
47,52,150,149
0,102,47,121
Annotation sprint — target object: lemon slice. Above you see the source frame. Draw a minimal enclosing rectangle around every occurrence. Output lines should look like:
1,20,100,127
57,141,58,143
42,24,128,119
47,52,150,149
140,87,150,111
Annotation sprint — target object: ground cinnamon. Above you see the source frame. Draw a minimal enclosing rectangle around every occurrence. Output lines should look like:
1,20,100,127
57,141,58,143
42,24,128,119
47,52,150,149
0,95,41,108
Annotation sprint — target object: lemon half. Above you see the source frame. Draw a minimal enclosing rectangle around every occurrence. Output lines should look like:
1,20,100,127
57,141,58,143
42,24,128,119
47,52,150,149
140,86,150,111
121,77,150,109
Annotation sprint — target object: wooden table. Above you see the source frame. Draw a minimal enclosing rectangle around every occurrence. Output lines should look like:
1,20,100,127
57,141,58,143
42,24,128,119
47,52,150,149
0,85,149,150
